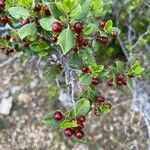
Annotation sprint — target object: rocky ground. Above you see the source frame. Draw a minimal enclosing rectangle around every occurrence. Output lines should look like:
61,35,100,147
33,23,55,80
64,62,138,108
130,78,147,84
0,53,149,150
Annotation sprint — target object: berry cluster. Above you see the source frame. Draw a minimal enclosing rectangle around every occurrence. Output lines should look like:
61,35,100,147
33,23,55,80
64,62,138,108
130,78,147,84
53,111,86,139
1,46,14,55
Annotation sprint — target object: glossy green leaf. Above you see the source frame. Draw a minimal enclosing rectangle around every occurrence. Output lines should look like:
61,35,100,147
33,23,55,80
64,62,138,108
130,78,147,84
83,24,94,35
99,103,111,113
70,4,81,18
18,0,32,6
89,64,104,73
57,27,75,54
104,20,113,32
68,98,91,118
39,17,57,31
80,74,92,85
18,23,37,40
127,78,133,90
91,0,103,17
8,6,30,19
116,61,124,73
60,119,77,129
57,2,70,13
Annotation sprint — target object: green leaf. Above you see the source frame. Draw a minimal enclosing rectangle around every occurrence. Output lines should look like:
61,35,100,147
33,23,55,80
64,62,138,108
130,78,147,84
70,4,81,18
57,27,75,54
64,0,75,9
104,20,113,32
83,24,94,35
109,27,121,35
48,2,64,20
73,0,91,21
18,0,32,6
68,98,91,118
8,6,30,19
42,112,62,128
18,23,37,40
89,64,104,74
116,61,124,73
77,134,88,143
39,17,57,31
99,103,111,113
127,78,133,90
80,74,92,85
130,63,144,77
91,0,103,17
60,119,77,129
57,2,70,13
109,66,117,74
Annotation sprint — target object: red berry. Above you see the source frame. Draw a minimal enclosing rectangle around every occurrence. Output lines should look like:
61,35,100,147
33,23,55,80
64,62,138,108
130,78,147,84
81,67,89,73
97,95,105,103
96,34,100,41
117,73,124,81
99,21,105,29
107,79,113,87
52,22,62,33
9,48,14,53
99,36,109,45
111,31,118,38
43,5,50,15
71,46,78,53
82,39,88,47
75,129,84,139
5,34,11,41
64,128,73,137
77,122,84,129
117,80,124,86
73,22,83,34
54,111,63,121
0,0,5,8
0,16,8,24
92,78,100,86
34,3,41,12
77,116,86,123
21,19,30,25
76,36,84,46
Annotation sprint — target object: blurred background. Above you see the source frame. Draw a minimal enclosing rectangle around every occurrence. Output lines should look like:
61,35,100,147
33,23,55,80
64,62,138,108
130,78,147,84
0,0,150,149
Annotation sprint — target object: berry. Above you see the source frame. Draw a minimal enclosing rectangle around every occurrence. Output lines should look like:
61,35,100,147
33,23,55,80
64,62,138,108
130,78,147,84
92,77,100,86
99,21,105,29
52,22,62,33
111,31,118,38
117,80,126,86
34,3,41,12
97,95,105,103
96,34,100,41
82,39,88,47
77,116,86,123
73,22,83,34
76,36,84,46
24,42,29,48
107,79,113,87
0,16,8,24
9,48,14,53
81,67,89,73
54,111,63,121
117,73,124,81
75,129,84,139
77,122,84,129
99,36,109,45
21,19,30,25
50,36,57,43
0,0,5,8
127,73,134,78
43,5,50,15
71,46,78,53
64,128,73,137
5,34,11,41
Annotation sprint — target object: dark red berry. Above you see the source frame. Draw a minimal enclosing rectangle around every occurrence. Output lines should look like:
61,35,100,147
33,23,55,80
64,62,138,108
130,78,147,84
0,0,5,8
43,5,50,15
77,116,86,123
99,21,105,29
9,48,14,53
99,36,109,45
82,39,88,46
21,19,30,25
75,129,84,139
73,22,83,34
5,34,11,41
64,128,73,137
117,73,124,81
76,36,84,46
54,111,63,121
111,31,118,38
52,22,62,33
0,16,8,24
97,95,105,103
117,80,124,86
92,77,100,86
71,46,78,53
82,67,89,73
96,34,100,41
34,3,41,12
24,42,29,48
107,79,113,87
77,122,84,129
